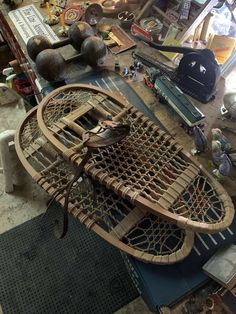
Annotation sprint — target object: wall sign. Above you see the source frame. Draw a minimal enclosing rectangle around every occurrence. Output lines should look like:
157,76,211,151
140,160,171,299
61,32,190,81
8,5,59,44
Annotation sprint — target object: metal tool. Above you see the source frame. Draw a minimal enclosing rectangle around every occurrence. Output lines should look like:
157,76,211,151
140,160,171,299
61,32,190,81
134,36,221,103
108,32,123,46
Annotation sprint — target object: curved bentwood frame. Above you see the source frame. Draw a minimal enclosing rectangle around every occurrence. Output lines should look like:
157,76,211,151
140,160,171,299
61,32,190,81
15,107,194,264
37,84,234,234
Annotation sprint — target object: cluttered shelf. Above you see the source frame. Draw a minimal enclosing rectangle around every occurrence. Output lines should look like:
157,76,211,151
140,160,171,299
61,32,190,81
1,0,234,98
0,0,236,197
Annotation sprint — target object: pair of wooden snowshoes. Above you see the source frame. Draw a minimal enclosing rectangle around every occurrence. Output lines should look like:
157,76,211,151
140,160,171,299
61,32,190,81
15,85,234,264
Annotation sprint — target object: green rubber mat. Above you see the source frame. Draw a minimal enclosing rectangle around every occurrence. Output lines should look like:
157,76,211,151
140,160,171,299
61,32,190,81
0,204,138,314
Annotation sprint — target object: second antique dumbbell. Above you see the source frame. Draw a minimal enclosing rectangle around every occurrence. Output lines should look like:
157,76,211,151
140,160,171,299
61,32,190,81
27,21,94,61
35,36,107,81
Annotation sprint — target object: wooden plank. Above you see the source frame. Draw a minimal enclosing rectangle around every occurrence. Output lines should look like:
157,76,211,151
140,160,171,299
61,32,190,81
61,117,86,136
61,103,93,122
24,142,41,158
110,207,146,239
158,164,199,209
176,0,218,43
136,0,156,21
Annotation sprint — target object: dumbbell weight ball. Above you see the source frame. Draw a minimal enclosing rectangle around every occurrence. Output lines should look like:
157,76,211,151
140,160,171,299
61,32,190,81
27,21,94,61
35,49,66,82
81,35,107,67
35,36,107,81
67,22,94,51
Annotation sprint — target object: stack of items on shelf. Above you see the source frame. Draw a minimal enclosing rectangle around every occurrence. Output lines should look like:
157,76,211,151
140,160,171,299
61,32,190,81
15,83,235,265
133,0,218,44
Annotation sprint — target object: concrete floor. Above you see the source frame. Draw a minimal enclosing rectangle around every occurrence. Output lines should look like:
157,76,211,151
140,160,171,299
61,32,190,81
0,94,49,235
0,95,153,313
0,167,154,314
0,97,48,314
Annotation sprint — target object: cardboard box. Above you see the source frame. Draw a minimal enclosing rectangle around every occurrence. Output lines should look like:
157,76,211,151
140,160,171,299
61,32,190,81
207,34,236,64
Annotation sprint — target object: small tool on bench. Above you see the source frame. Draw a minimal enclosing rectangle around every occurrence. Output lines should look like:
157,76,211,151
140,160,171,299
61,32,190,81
98,24,123,47
107,32,123,46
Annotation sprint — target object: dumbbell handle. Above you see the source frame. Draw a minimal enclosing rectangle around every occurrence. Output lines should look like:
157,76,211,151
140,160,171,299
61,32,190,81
63,49,105,65
63,52,83,63
51,38,72,49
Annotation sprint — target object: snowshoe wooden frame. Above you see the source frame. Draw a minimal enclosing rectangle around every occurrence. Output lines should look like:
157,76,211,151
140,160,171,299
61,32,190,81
36,84,234,234
15,107,194,264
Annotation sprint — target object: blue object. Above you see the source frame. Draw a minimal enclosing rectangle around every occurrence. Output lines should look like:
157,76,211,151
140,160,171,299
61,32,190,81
193,126,207,152
122,67,129,77
219,153,232,176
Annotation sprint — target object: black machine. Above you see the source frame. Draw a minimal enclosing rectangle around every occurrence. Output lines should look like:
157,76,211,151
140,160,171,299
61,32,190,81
134,37,221,103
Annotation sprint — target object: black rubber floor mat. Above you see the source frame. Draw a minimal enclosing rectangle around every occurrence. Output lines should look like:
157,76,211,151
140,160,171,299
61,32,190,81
0,204,138,314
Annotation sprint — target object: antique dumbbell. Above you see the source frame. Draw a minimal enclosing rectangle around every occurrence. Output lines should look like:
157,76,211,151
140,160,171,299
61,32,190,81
35,36,107,81
27,21,94,61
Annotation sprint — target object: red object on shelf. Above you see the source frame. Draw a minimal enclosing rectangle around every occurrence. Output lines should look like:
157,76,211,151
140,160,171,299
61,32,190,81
63,5,85,25
13,78,33,97
0,10,41,101
131,23,154,42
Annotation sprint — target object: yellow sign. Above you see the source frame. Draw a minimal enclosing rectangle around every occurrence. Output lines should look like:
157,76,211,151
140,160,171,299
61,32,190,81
159,37,181,60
